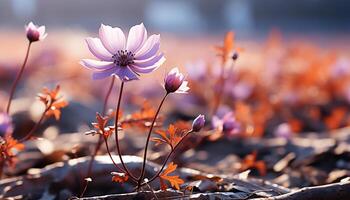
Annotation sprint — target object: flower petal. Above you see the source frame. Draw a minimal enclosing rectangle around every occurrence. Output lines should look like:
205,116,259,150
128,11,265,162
126,23,147,53
38,26,45,36
40,33,48,40
130,53,165,73
134,34,160,60
92,68,116,80
115,66,139,81
99,24,126,54
175,81,190,94
85,37,113,61
80,59,114,71
26,22,35,31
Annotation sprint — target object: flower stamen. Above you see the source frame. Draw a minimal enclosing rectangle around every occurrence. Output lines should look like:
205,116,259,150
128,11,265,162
112,50,135,67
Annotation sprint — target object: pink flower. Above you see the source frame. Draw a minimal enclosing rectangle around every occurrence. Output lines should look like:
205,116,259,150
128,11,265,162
231,81,253,100
80,23,165,81
164,67,189,94
212,112,240,139
185,60,207,81
274,123,292,139
25,22,47,42
192,114,205,132
0,112,13,136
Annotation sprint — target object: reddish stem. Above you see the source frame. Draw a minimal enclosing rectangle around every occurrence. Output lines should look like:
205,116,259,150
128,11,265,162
212,60,236,115
137,93,168,189
140,129,193,186
19,103,51,143
104,136,137,182
1,96,49,179
6,41,32,114
79,179,90,198
85,76,115,178
113,81,137,181
102,76,115,115
0,160,4,179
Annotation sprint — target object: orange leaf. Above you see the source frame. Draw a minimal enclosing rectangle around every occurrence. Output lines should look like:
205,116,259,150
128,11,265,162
215,31,236,63
153,125,182,149
89,113,115,138
160,162,184,190
240,151,266,176
111,172,129,183
37,85,68,120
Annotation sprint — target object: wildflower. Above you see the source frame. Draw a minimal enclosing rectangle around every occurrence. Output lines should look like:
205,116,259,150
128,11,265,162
212,112,240,138
0,113,13,136
81,23,165,81
232,52,239,61
192,114,205,132
231,81,253,100
164,67,189,94
185,60,207,81
25,22,47,42
274,123,293,139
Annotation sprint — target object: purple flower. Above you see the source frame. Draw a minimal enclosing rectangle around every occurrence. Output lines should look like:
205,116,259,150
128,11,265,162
80,23,165,81
231,81,253,100
331,58,350,78
274,123,292,139
0,112,13,136
185,60,207,81
164,67,190,94
25,22,47,42
192,114,205,132
212,112,240,139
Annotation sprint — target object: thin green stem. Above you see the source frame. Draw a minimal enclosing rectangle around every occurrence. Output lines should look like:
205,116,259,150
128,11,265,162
137,93,168,189
6,41,32,113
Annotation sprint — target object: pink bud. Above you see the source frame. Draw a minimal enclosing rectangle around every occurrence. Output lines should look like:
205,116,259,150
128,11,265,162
0,112,13,136
232,52,239,60
164,67,190,94
25,22,47,42
192,114,205,132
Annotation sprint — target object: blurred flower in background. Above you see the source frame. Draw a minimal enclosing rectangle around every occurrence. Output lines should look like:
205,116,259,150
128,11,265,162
274,123,293,139
212,112,241,139
0,113,13,136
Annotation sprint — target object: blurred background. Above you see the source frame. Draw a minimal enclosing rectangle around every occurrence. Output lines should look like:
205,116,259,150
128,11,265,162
1,0,350,134
1,0,350,37
1,1,350,195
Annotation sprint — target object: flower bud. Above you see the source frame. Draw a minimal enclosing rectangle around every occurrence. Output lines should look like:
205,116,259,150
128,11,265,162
0,112,13,136
164,67,189,94
25,22,47,42
274,123,292,139
232,52,239,61
192,114,205,132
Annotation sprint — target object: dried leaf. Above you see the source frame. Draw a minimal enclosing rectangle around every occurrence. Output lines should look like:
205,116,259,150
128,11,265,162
37,85,68,120
240,151,267,176
152,124,183,149
111,172,129,183
159,162,184,190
